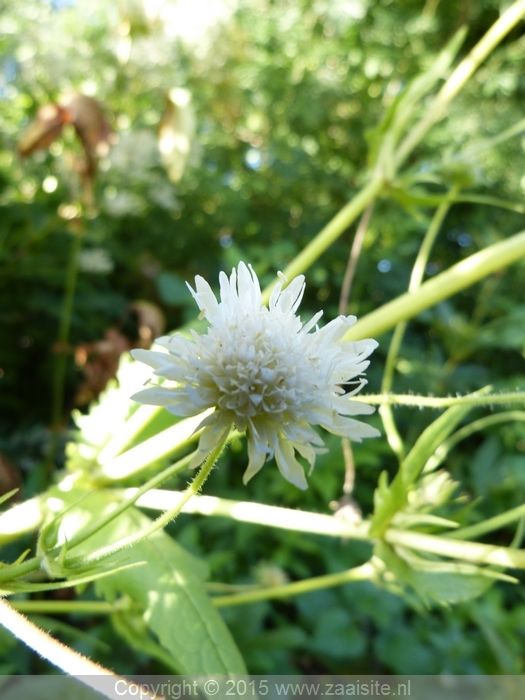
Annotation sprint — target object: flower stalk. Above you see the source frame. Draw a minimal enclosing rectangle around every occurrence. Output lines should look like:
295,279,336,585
345,229,525,341
65,431,229,568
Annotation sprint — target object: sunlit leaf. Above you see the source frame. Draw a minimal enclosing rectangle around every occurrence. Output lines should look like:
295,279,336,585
45,489,246,674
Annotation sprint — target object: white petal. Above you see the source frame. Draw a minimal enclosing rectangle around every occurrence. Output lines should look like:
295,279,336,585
330,395,376,416
302,310,324,334
243,428,269,484
269,276,285,311
130,386,183,406
320,414,381,440
130,349,171,370
274,440,308,490
189,419,232,469
237,262,261,308
277,275,305,314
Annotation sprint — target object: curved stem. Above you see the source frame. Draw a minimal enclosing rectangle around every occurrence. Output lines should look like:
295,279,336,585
425,410,525,473
345,229,525,340
458,115,525,161
394,0,525,169
339,202,375,314
0,454,195,585
448,502,525,542
66,431,230,568
379,188,458,459
261,177,384,302
47,452,195,561
212,562,375,607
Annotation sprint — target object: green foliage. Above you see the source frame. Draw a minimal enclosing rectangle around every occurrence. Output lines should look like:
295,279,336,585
2,0,525,681
371,391,490,536
43,488,246,674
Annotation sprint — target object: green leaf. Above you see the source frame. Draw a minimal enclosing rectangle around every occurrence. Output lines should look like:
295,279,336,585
374,542,503,607
366,27,467,168
370,388,491,537
476,306,525,350
97,510,246,673
156,271,191,306
468,606,521,674
404,388,492,483
369,469,406,538
310,607,366,659
111,609,181,671
47,489,246,674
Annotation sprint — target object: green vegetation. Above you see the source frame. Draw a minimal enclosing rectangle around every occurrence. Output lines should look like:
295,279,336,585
2,0,525,681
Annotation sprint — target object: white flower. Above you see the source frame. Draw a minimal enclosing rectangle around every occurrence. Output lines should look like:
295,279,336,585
130,263,379,489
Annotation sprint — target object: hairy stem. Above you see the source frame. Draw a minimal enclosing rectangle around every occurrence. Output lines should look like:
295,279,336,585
380,188,458,459
0,598,133,700
66,431,229,568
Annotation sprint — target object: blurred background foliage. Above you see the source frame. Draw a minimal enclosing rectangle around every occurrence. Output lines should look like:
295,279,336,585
2,0,525,676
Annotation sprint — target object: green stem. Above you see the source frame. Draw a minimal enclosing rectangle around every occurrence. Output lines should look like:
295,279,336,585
129,487,372,539
0,454,195,585
379,393,405,461
47,451,195,560
447,503,525,542
261,177,384,302
459,115,525,161
358,392,525,409
212,562,375,607
0,557,41,585
410,192,458,293
46,229,83,471
425,410,525,473
394,0,525,169
379,189,458,459
345,229,525,340
9,599,122,615
95,410,213,483
385,528,525,569
66,431,230,568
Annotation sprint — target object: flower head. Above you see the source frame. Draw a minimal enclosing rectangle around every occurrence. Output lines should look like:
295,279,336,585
131,263,379,489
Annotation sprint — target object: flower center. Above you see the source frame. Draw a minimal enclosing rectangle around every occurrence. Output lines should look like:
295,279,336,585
200,311,315,423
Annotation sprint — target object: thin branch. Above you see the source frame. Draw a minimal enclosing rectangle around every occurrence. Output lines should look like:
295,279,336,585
339,202,375,315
